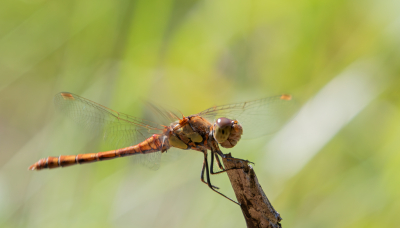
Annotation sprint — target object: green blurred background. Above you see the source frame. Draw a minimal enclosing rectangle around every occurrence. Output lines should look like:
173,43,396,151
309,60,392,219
1,0,400,227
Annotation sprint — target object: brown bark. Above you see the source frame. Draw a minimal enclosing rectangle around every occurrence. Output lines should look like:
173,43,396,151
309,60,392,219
222,153,282,228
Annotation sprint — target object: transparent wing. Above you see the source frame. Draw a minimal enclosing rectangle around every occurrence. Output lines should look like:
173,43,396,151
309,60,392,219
133,152,162,170
53,92,166,170
197,94,297,139
140,101,186,165
142,99,182,126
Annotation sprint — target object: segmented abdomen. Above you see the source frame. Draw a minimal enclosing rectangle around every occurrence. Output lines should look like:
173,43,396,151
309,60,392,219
29,134,167,170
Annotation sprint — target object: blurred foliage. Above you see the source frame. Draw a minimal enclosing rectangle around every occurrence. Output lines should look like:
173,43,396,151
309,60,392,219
0,0,400,227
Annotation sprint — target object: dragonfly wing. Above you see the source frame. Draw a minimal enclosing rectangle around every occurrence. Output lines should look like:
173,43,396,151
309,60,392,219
198,94,297,139
142,99,182,126
54,92,165,152
133,151,162,170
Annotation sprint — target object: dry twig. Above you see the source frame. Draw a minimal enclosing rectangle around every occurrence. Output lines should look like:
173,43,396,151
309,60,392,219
222,153,282,228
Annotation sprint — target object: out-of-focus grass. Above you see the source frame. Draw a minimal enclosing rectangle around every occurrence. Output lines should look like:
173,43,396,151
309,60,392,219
0,0,400,227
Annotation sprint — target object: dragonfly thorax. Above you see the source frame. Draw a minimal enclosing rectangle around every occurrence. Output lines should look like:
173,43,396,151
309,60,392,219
167,116,212,150
212,117,243,148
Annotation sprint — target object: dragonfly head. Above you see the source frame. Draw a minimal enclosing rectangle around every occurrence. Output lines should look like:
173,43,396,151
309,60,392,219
213,117,243,148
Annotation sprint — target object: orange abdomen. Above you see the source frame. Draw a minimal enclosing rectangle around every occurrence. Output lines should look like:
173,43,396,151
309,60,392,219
29,134,168,170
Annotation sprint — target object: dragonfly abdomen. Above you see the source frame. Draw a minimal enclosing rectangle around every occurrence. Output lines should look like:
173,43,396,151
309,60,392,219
28,134,167,170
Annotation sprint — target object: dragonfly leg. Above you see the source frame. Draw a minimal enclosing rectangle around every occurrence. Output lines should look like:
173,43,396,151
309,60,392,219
214,151,225,170
200,158,220,189
215,150,254,165
201,150,240,205
210,150,250,175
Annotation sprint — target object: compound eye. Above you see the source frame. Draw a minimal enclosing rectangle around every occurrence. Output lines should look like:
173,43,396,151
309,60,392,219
214,117,233,143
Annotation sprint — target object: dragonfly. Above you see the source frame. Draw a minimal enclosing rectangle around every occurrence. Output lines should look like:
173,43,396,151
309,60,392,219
29,92,295,205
